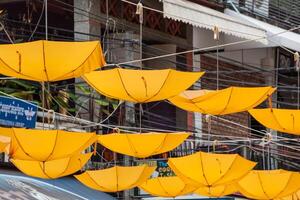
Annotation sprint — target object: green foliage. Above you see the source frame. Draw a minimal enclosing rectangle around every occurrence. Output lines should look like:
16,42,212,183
0,79,119,116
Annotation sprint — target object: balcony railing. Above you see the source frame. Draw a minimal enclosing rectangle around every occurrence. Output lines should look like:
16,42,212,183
225,0,300,33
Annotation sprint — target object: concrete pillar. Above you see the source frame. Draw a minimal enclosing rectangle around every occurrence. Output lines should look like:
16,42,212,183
74,0,101,124
109,31,141,200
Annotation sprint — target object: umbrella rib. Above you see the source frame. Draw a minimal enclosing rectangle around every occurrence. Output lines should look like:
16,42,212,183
199,152,210,186
178,179,191,197
12,129,37,161
151,134,168,156
292,114,295,131
135,166,152,189
210,154,237,186
168,159,196,187
53,42,101,81
73,133,97,156
125,134,139,157
82,75,118,100
43,130,59,161
191,90,219,114
157,178,172,197
243,87,274,111
116,166,119,192
257,172,271,199
217,87,233,115
117,69,140,102
57,156,72,178
38,161,52,179
274,172,295,199
181,91,208,113
85,171,111,192
143,69,171,103
0,56,41,81
270,109,287,132
42,41,50,81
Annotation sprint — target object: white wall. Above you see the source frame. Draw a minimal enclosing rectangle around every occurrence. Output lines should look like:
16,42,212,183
193,26,274,70
193,28,225,49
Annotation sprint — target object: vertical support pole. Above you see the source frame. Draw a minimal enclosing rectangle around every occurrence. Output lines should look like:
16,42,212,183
42,0,48,129
136,2,143,133
42,81,45,129
45,0,48,40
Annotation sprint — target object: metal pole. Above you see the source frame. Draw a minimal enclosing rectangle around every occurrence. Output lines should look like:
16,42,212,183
297,68,299,109
42,82,45,129
45,0,48,40
42,0,48,129
138,3,143,132
216,40,219,90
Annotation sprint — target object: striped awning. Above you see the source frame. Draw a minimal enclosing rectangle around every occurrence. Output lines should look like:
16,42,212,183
162,0,267,42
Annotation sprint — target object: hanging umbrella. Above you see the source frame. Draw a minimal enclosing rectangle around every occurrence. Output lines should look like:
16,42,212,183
276,190,300,200
169,87,275,115
0,40,105,81
139,176,197,197
168,151,256,187
11,153,92,179
97,132,189,158
194,184,237,197
83,68,204,103
75,165,155,192
0,127,97,161
237,170,300,200
249,108,300,135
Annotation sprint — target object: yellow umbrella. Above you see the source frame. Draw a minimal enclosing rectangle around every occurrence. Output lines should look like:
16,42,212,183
277,190,300,200
11,153,92,179
75,165,155,192
83,68,204,103
97,132,189,158
169,87,275,115
168,151,256,187
0,127,97,161
194,184,237,197
139,176,197,197
249,108,300,135
0,40,105,81
0,134,10,153
237,170,300,200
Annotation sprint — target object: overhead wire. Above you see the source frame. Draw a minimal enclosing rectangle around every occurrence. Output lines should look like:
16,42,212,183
1,0,300,167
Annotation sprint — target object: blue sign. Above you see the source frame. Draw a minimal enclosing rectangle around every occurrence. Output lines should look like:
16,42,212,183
0,96,37,128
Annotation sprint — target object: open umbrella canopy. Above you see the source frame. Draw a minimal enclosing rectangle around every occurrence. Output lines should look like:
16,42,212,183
97,132,189,158
168,151,256,187
11,153,92,179
0,127,97,161
139,176,197,197
75,165,155,192
249,108,300,136
83,68,204,103
169,87,275,115
237,170,300,200
194,184,237,197
0,40,105,81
